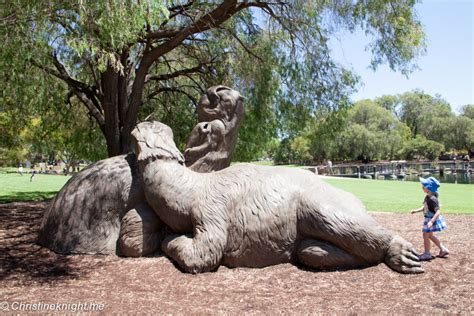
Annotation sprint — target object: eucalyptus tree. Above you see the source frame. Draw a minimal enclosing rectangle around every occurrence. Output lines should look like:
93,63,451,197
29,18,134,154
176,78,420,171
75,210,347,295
460,104,474,120
1,0,425,158
332,100,410,161
398,91,453,148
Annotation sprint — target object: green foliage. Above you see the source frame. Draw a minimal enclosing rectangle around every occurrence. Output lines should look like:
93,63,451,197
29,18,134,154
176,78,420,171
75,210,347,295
352,0,426,75
343,100,410,160
398,91,453,145
273,138,294,165
399,135,444,160
1,1,426,160
291,91,471,164
290,136,312,164
446,115,474,153
307,100,409,162
230,32,279,161
305,110,348,163
375,94,400,115
460,104,474,120
0,93,106,166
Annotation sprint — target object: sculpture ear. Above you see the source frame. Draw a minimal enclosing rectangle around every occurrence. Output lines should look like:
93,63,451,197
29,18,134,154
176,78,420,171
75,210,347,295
143,135,185,164
132,121,184,164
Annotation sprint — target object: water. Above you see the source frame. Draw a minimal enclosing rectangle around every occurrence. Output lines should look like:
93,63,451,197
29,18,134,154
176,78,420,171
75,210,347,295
405,173,473,184
333,172,473,184
326,161,474,184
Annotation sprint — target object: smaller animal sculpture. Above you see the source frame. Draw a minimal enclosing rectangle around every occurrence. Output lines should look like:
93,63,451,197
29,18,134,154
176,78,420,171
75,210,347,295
132,121,423,274
185,85,244,172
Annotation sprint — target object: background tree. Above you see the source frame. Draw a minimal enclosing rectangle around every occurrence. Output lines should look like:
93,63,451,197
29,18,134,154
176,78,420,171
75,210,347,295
374,94,401,118
459,104,474,120
399,135,444,160
446,116,474,155
314,100,410,162
1,0,425,160
290,136,312,165
398,91,453,144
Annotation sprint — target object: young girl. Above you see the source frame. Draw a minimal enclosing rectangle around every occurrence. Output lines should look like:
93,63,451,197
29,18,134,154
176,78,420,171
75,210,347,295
411,176,449,260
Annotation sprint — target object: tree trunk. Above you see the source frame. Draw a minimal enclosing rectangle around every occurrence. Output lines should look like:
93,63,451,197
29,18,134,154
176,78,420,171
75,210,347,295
101,67,122,156
100,57,140,157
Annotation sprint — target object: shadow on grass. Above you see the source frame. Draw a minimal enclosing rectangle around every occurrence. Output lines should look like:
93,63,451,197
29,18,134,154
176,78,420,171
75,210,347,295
0,201,107,285
0,191,59,203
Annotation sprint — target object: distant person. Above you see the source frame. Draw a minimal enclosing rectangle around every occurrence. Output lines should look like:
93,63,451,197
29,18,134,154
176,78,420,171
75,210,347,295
463,154,471,172
18,164,23,176
327,160,333,175
410,177,449,261
30,169,36,182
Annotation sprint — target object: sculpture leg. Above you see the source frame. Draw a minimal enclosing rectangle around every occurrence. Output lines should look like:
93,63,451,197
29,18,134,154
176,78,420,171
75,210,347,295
119,203,164,257
297,190,423,273
161,231,226,274
296,239,368,270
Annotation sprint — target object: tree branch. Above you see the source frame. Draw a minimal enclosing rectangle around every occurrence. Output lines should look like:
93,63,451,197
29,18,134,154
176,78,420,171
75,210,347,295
221,27,264,62
124,1,259,140
145,63,207,82
146,87,198,107
30,56,105,126
144,1,247,64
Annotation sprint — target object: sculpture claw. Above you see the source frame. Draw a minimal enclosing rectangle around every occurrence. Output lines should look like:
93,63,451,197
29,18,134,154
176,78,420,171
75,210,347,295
385,235,425,274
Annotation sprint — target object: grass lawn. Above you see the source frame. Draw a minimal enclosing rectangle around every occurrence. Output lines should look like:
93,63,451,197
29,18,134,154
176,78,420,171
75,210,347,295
0,173,71,203
0,167,472,214
323,177,473,214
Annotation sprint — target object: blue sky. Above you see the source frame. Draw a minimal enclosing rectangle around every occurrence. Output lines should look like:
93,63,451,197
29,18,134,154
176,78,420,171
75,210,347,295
329,0,473,113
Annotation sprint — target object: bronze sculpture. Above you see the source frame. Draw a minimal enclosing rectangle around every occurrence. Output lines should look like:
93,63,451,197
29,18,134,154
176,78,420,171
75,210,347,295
38,85,423,274
132,121,423,274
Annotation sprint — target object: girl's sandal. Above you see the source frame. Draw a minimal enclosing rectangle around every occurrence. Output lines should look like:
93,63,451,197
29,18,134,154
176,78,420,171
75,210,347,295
437,250,450,258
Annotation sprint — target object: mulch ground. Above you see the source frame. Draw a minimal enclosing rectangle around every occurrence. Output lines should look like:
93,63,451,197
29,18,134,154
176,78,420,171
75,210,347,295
0,201,472,314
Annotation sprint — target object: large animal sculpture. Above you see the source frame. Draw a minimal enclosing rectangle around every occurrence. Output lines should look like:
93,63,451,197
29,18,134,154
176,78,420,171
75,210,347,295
37,86,244,256
132,121,423,274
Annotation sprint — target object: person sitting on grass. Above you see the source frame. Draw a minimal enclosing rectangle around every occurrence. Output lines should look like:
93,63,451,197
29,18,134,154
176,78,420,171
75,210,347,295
411,176,449,260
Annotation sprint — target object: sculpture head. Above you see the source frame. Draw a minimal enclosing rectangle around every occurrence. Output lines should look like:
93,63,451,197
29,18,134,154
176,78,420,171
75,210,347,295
131,121,184,164
186,120,226,150
197,85,244,123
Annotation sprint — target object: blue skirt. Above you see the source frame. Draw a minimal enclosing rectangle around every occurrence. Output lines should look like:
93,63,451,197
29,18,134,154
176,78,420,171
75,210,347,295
422,215,447,233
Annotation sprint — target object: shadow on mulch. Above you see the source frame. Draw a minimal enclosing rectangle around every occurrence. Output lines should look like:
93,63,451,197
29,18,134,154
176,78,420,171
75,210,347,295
0,201,106,284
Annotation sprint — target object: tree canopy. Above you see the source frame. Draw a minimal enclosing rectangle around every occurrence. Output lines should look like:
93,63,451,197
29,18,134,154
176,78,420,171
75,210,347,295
1,0,426,163
273,91,473,165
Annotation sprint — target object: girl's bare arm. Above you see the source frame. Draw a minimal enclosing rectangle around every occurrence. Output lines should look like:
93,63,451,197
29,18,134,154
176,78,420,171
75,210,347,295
410,206,424,214
428,209,441,227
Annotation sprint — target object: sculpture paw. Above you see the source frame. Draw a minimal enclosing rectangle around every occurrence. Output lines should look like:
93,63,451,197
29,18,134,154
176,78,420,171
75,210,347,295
162,234,203,273
162,234,189,255
385,235,424,274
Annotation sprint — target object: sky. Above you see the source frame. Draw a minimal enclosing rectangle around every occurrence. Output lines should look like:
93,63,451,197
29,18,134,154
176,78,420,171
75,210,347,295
329,0,473,113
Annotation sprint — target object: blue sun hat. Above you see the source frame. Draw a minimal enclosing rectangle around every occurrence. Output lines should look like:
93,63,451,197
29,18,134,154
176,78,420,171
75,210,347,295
419,176,440,193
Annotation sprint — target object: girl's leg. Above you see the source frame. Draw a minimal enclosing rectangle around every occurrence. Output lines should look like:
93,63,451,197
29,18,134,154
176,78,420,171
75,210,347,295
423,232,432,253
429,234,450,257
429,234,442,249
418,232,434,260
